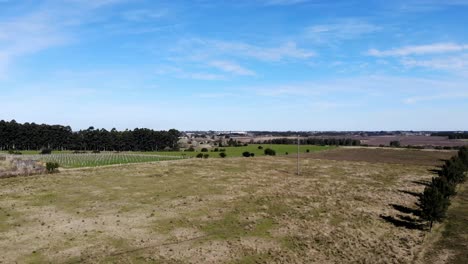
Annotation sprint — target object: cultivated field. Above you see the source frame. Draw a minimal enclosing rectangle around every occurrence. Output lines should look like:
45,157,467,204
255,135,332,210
0,148,464,263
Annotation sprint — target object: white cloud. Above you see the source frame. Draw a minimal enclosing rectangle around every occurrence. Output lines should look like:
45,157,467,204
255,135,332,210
180,39,315,61
368,43,468,57
404,93,468,104
402,55,468,73
154,65,225,80
264,0,310,5
122,9,167,22
306,20,381,43
209,61,256,76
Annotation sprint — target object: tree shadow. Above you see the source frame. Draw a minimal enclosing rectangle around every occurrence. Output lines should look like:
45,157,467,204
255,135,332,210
398,190,421,198
390,204,421,217
379,214,425,230
411,180,431,187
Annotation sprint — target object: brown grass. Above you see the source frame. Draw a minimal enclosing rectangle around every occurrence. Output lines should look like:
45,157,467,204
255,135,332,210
0,149,450,263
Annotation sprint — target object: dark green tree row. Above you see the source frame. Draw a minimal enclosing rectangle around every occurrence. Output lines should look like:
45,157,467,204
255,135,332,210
263,137,360,146
430,132,468,139
0,120,180,151
420,147,468,229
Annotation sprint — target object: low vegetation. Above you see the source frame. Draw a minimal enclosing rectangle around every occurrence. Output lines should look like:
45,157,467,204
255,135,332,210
1,148,461,263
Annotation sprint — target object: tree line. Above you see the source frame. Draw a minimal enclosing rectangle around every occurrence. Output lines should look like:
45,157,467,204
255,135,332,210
431,132,468,139
420,146,468,229
0,120,180,151
262,137,360,146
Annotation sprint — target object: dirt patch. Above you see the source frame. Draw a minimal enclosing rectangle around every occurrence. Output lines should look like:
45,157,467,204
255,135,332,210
298,147,455,166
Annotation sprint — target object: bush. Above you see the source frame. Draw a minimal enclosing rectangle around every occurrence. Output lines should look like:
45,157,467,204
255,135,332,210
92,150,100,154
258,146,263,150
40,148,52,155
285,152,289,155
203,154,209,159
264,148,276,156
46,162,59,173
306,149,310,153
214,148,219,152
219,149,226,152
196,153,203,158
250,153,255,157
8,149,22,155
185,147,195,152
201,148,209,152
389,141,401,147
242,151,251,157
219,152,227,158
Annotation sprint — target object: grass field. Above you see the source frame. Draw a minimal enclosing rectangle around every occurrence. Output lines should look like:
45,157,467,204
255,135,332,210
1,145,333,168
0,148,460,263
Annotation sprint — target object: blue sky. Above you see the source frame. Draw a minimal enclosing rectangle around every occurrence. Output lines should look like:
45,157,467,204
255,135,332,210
1,0,468,131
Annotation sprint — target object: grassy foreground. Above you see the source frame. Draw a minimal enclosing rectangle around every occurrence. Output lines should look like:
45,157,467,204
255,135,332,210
0,148,451,263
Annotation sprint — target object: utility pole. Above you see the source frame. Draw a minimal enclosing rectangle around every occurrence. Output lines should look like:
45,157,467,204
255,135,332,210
297,134,300,175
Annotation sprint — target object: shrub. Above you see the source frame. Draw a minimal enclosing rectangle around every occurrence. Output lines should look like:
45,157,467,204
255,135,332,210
242,151,251,157
306,149,310,153
8,149,22,155
201,148,208,152
285,152,289,155
46,162,59,173
214,148,219,152
244,143,249,146
219,152,227,158
185,147,195,152
258,146,263,150
92,150,100,154
196,153,203,158
40,148,52,155
389,140,401,147
219,149,226,152
264,148,276,156
250,153,255,157
203,154,209,159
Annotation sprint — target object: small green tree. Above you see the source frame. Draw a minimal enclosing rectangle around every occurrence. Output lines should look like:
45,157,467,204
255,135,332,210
250,153,255,157
264,148,276,156
203,154,209,159
389,141,401,147
419,186,450,230
196,153,203,158
219,152,227,158
201,148,208,152
46,162,59,173
258,146,263,150
242,151,251,157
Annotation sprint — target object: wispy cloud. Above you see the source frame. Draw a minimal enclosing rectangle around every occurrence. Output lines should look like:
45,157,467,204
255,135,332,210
404,92,468,104
122,9,167,22
368,43,468,57
209,61,256,76
402,54,468,73
264,0,310,5
306,19,381,43
175,39,315,62
155,66,225,80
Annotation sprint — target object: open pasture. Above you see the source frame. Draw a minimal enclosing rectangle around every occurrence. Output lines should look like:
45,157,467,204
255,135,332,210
0,147,462,263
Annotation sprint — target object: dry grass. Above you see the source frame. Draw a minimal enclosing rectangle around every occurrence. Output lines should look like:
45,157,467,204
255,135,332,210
0,149,449,263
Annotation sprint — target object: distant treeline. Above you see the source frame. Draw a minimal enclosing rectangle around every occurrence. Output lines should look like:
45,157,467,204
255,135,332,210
431,132,468,139
262,137,360,146
0,120,180,151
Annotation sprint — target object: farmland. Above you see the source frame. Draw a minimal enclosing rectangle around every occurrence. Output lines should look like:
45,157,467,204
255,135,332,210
0,147,464,263
1,145,333,168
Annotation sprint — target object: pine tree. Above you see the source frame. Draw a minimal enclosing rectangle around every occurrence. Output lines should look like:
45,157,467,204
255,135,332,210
419,186,450,230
